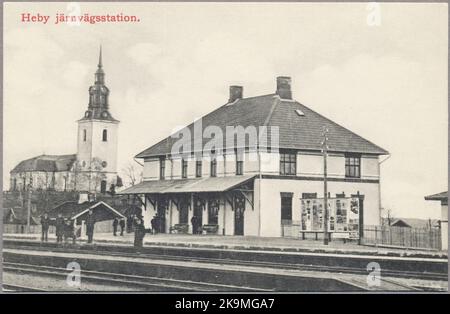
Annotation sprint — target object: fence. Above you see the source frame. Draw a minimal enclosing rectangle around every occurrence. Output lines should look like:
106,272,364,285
362,225,442,250
281,221,442,250
3,224,56,234
3,220,114,235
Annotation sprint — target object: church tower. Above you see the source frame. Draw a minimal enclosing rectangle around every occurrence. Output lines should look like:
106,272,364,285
76,47,119,193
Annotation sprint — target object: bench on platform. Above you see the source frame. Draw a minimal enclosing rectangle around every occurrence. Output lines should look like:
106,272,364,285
170,224,189,234
299,230,332,241
202,224,219,234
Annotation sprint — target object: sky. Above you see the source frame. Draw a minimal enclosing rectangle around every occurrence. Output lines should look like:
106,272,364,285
3,2,448,219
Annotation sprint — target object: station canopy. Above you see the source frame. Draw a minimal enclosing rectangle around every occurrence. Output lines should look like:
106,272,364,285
118,175,255,195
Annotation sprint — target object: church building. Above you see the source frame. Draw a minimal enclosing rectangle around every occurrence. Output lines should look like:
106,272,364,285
10,48,120,194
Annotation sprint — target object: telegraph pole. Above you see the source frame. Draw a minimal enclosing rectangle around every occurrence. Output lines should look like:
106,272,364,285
26,184,32,233
322,128,329,245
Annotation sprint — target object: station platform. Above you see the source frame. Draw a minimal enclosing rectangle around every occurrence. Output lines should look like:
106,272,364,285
4,232,447,258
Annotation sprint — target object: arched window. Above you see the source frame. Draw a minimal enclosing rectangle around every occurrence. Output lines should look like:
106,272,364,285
102,129,108,142
83,129,87,142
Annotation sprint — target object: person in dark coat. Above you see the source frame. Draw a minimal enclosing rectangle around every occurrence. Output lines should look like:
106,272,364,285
191,215,199,235
119,218,125,236
55,213,65,243
151,215,157,234
40,213,50,242
85,209,96,244
134,218,145,250
64,219,76,245
126,215,133,233
112,217,119,236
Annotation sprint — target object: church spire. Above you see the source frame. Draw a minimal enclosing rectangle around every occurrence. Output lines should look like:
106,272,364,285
83,46,116,121
98,45,103,68
95,45,105,85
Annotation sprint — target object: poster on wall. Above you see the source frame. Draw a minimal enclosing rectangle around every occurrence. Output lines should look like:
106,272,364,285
300,197,360,239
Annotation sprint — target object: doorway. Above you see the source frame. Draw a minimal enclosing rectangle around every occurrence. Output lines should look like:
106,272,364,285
234,195,245,235
193,196,203,234
157,198,168,233
100,180,107,194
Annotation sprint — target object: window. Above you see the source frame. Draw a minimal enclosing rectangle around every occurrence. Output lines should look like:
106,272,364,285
160,157,166,180
195,160,202,177
345,155,361,178
281,193,293,223
83,129,87,142
280,151,297,175
102,129,108,142
295,109,305,116
236,159,244,175
210,158,217,177
181,159,188,178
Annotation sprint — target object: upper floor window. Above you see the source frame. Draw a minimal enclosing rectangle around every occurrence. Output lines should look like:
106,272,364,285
195,160,202,178
181,159,188,179
160,157,166,180
280,151,297,175
83,129,87,142
236,159,244,175
102,129,108,142
345,154,361,178
210,158,217,177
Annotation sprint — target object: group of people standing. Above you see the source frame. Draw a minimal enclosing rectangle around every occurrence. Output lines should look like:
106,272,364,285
39,210,204,250
40,209,97,244
112,217,126,236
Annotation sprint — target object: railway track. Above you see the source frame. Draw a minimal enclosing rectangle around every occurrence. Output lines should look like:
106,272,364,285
2,283,47,292
3,261,268,292
5,242,447,282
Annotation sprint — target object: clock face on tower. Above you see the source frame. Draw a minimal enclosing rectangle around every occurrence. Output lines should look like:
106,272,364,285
101,111,109,118
102,161,108,168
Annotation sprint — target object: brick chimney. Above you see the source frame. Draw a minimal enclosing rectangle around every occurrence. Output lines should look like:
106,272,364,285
276,76,292,99
229,85,243,102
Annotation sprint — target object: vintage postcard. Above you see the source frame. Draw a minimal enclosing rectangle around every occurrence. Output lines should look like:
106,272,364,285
0,1,448,299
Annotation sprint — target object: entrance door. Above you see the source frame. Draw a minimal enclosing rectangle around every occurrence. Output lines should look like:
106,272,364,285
234,195,245,235
157,198,168,233
193,196,203,234
179,201,189,225
100,180,107,194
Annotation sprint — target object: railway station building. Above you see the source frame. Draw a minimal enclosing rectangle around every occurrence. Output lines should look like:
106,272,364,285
120,77,388,238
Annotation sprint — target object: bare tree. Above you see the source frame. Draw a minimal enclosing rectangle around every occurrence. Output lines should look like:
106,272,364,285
121,161,143,187
381,207,395,226
70,160,90,191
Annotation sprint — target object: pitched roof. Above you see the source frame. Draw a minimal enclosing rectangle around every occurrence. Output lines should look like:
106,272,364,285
425,191,448,201
48,200,124,221
389,218,440,229
136,94,388,158
3,207,39,225
11,154,77,173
